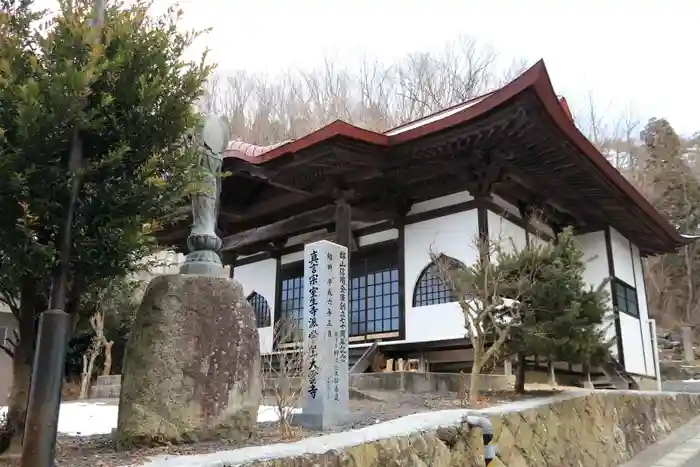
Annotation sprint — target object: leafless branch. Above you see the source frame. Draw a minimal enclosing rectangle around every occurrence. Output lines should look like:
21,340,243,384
261,318,305,438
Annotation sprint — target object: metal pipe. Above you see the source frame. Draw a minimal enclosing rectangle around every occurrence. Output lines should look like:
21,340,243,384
466,415,498,466
19,310,72,467
648,319,663,392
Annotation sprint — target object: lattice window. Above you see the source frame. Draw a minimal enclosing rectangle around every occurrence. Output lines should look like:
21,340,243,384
247,292,271,328
278,268,304,342
276,245,402,342
413,255,463,307
613,279,639,317
349,249,400,337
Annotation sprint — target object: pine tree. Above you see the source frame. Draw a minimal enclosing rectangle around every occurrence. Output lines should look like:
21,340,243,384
508,229,612,392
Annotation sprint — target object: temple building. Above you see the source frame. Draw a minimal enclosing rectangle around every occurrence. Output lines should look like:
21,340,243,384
158,60,692,385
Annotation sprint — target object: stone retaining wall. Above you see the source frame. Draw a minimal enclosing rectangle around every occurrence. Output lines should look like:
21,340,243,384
90,374,121,398
137,391,700,467
350,371,514,393
94,372,514,400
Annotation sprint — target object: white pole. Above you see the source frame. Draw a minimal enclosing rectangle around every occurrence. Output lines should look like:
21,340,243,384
649,319,662,392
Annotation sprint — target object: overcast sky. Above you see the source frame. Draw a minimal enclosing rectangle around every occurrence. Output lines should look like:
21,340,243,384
35,0,699,137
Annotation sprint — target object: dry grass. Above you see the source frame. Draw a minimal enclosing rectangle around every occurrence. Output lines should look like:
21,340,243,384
62,380,82,401
261,320,305,438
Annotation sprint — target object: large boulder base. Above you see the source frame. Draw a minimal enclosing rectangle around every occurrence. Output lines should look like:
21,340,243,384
117,274,261,447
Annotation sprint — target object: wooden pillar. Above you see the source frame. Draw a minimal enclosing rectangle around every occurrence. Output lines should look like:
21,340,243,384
518,203,531,248
221,251,237,279
476,198,489,263
335,198,353,261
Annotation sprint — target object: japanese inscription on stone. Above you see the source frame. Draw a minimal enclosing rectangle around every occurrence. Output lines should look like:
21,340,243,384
301,240,349,429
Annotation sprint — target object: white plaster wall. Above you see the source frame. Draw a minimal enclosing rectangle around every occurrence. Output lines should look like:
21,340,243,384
610,228,635,286
487,211,527,254
632,244,655,377
530,218,555,239
490,194,521,218
575,231,617,353
619,312,647,375
358,229,398,246
281,250,304,265
407,190,472,216
233,258,277,354
529,234,550,249
403,210,480,343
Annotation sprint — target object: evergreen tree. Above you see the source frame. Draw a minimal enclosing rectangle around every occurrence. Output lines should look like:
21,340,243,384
641,118,700,325
507,229,612,392
0,0,210,451
642,118,700,232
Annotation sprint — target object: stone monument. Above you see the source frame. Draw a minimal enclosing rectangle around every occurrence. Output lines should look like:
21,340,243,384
116,116,261,447
294,240,350,430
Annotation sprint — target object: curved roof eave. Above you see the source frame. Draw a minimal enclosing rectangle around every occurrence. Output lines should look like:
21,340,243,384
385,60,691,251
221,60,690,251
523,62,691,250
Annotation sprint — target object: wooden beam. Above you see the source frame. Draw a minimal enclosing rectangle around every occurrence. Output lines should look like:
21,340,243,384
224,158,312,194
221,204,391,252
335,199,353,257
221,205,336,251
501,173,593,229
235,171,311,195
220,191,314,219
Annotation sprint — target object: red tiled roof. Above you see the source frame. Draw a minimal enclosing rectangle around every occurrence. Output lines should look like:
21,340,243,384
220,59,690,251
224,140,289,160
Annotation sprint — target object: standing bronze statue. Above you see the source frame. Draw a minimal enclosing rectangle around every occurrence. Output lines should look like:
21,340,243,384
180,115,230,276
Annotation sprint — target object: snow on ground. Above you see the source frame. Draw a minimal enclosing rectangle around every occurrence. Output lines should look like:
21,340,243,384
0,402,300,437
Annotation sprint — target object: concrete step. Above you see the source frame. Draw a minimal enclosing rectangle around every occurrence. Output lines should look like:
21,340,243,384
594,383,617,390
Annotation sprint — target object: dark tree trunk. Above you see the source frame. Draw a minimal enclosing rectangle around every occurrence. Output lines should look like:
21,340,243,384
1,277,42,455
515,353,527,394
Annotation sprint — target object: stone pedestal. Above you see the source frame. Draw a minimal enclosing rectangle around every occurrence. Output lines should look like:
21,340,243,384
116,275,261,447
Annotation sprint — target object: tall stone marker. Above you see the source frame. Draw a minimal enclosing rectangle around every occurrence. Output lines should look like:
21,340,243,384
298,240,349,430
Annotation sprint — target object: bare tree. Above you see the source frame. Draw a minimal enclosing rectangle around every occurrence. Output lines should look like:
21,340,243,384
200,35,529,143
261,319,305,438
79,310,106,400
430,237,543,403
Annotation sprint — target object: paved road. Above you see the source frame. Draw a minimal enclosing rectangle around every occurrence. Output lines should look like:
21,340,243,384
621,381,700,466
622,415,700,467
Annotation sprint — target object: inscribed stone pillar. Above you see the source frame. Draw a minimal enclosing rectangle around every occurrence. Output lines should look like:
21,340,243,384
297,240,349,430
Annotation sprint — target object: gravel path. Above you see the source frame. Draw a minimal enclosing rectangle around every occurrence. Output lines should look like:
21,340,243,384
0,390,558,467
